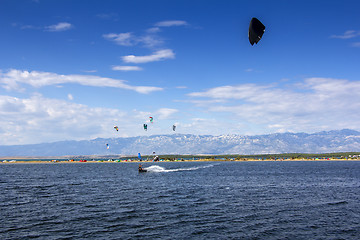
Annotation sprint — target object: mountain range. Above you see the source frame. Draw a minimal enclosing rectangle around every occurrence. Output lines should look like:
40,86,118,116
1,129,360,157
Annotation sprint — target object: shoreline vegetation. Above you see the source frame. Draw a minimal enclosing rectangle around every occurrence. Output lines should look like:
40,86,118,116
1,152,360,163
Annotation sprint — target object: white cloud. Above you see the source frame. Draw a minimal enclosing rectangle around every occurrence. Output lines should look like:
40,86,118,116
0,95,183,145
155,20,188,27
139,35,164,48
156,108,179,119
20,24,38,30
0,94,128,145
103,32,134,46
104,20,188,49
177,117,233,136
132,86,163,94
331,30,360,39
103,32,163,48
82,69,98,73
122,49,175,63
46,22,73,32
67,93,73,100
188,78,360,134
112,66,143,71
0,69,163,94
96,13,118,20
352,42,360,47
147,27,161,33
189,84,271,100
14,22,73,32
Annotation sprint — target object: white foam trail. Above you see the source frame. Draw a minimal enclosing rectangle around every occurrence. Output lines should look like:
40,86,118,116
145,164,216,173
145,165,166,172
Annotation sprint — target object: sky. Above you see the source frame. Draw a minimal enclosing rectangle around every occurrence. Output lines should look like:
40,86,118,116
1,0,360,145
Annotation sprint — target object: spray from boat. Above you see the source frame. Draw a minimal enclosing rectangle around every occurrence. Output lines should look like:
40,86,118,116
144,164,216,173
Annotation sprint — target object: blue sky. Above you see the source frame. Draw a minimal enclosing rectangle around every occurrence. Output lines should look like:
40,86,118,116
1,0,360,145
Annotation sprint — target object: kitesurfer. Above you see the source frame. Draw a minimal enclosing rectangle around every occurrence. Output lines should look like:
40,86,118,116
138,164,147,172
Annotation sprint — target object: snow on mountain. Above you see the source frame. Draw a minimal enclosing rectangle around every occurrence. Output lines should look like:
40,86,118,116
1,129,360,157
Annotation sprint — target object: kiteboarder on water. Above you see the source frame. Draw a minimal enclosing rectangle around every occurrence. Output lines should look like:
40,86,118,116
139,164,147,172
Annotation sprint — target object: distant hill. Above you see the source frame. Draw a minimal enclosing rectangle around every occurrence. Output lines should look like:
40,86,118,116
1,129,360,157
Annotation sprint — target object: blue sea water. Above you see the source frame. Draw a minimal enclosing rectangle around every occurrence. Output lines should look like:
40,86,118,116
0,161,359,239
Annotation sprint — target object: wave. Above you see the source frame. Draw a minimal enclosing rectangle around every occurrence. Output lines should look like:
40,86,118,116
326,200,348,206
144,164,216,173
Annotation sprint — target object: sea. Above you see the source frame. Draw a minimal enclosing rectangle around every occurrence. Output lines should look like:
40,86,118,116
1,161,359,240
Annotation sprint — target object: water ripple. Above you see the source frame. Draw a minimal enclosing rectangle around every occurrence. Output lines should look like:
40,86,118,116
1,161,360,239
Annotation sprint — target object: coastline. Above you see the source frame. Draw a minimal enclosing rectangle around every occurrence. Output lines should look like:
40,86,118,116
1,158,359,164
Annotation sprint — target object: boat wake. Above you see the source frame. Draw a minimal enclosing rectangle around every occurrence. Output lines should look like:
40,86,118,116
144,164,216,173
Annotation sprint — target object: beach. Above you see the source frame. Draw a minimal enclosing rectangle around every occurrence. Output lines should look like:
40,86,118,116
1,157,359,164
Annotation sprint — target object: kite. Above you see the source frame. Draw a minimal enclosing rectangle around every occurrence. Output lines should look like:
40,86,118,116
248,17,265,45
